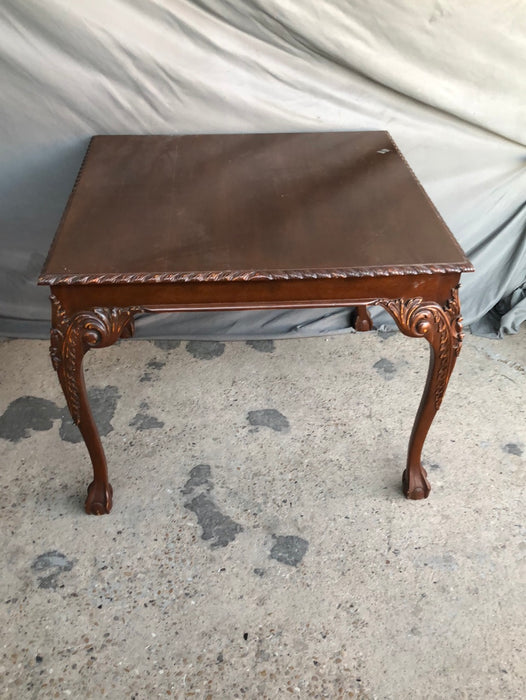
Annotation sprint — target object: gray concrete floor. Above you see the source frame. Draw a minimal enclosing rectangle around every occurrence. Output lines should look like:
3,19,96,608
0,327,524,699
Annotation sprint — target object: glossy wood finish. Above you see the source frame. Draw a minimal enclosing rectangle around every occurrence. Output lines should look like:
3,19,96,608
39,132,473,514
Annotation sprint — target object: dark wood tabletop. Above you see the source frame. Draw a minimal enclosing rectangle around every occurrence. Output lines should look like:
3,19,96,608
39,132,472,285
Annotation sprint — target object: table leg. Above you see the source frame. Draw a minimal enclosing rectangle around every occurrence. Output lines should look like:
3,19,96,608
352,305,373,332
376,288,463,499
49,296,139,514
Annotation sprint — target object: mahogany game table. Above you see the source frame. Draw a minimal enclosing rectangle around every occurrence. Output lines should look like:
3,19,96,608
39,132,473,515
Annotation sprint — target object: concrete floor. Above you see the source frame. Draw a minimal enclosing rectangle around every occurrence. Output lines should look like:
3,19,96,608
0,326,524,699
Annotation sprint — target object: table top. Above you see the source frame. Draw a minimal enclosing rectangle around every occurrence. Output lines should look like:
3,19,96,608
39,132,472,286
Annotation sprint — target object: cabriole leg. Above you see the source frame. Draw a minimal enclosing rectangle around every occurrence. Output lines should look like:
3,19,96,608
49,295,138,514
376,288,463,499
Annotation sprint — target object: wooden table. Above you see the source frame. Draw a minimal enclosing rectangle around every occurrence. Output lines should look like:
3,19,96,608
39,132,473,515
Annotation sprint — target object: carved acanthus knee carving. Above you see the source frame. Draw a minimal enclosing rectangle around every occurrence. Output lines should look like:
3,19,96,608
373,287,463,499
50,297,140,422
375,286,463,409
50,296,142,514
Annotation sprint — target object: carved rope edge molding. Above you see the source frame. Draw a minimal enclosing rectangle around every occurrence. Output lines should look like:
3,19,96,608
39,263,473,286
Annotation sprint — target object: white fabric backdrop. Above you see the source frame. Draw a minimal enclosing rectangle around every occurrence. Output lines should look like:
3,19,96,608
1,0,525,338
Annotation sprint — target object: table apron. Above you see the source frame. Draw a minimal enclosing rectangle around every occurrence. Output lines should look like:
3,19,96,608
50,273,461,313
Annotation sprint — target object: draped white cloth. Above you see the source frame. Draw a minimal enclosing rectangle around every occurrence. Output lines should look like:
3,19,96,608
1,0,525,338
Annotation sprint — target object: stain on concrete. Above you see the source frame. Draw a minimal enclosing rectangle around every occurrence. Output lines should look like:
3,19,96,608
128,401,164,430
373,358,396,379
181,464,213,496
503,443,523,456
422,553,458,571
0,388,122,446
246,340,275,353
59,386,121,444
129,414,164,430
129,401,164,430
247,409,290,433
185,494,243,548
429,463,441,471
0,396,61,442
270,535,309,567
31,551,74,589
185,340,225,360
148,360,166,370
140,359,166,383
182,465,242,547
152,340,181,351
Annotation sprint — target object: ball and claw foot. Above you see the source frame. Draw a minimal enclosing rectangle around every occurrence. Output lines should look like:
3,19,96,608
85,481,113,515
403,466,431,500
